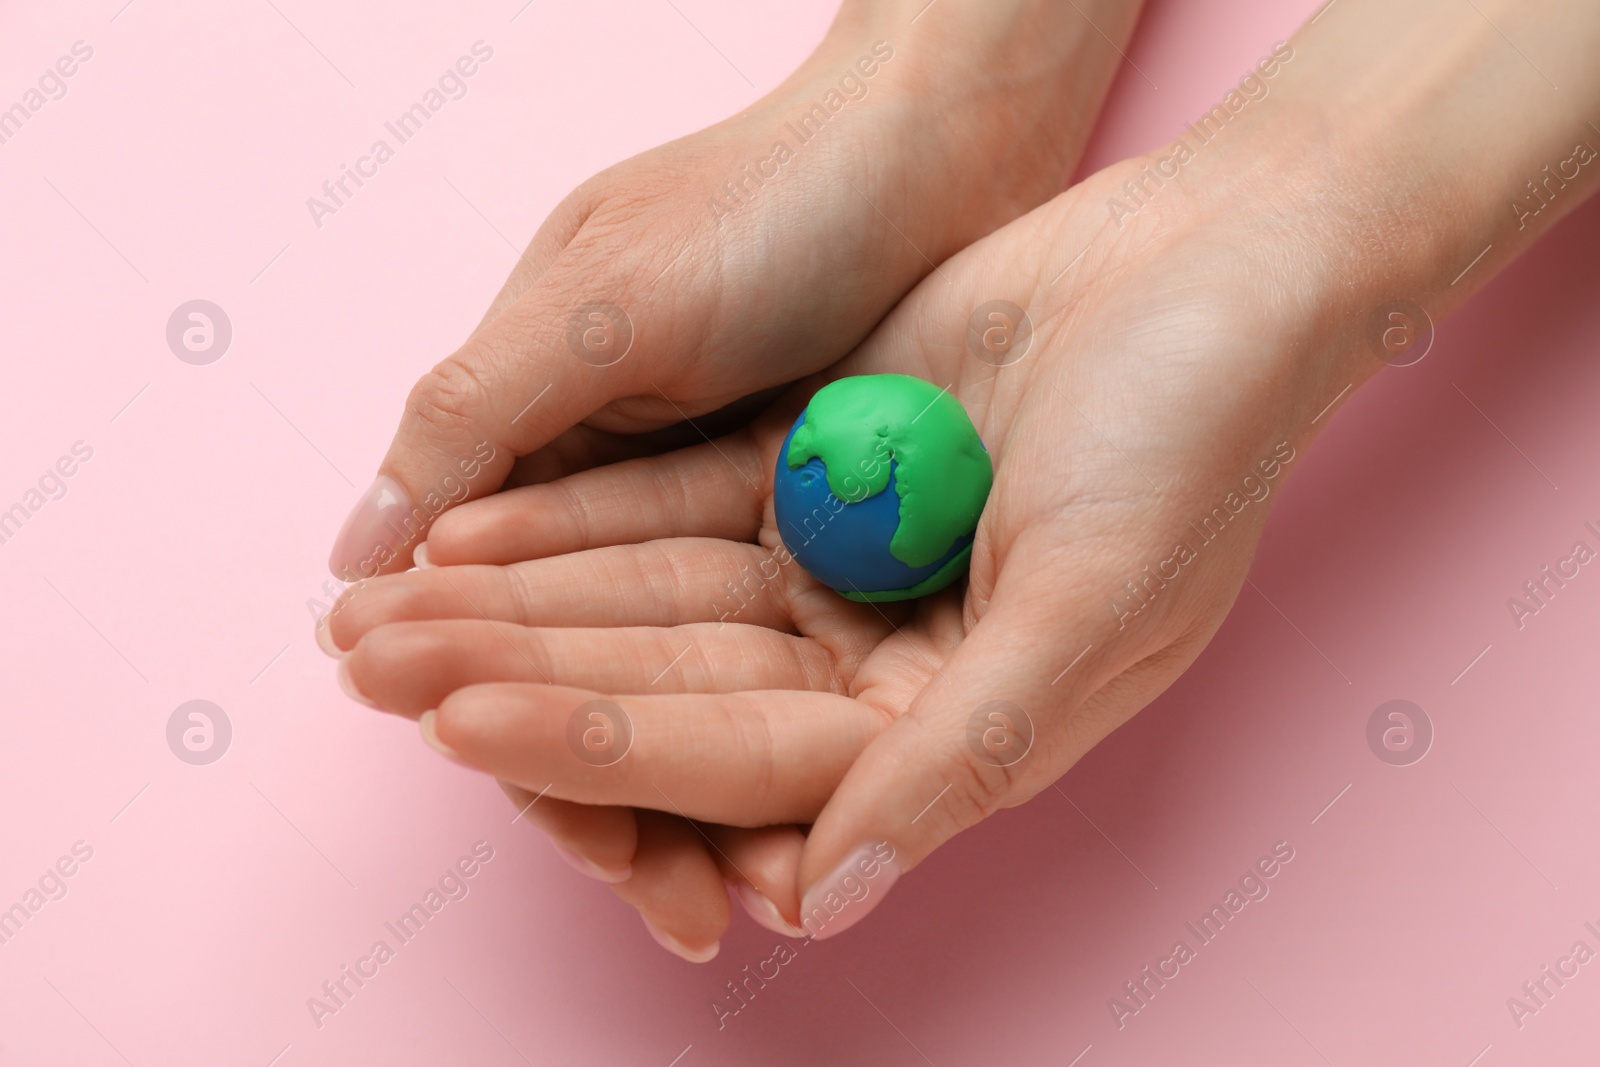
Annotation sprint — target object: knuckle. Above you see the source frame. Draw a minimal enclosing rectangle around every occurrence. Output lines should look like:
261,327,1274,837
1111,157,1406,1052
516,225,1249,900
744,722,784,823
582,163,683,232
556,178,711,297
714,699,782,825
404,353,499,440
498,564,543,626
942,738,1028,826
547,479,598,550
637,541,696,621
493,622,552,682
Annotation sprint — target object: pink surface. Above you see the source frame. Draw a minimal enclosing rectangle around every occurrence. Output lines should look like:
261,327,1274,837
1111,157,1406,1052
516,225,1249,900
3,1,1597,1064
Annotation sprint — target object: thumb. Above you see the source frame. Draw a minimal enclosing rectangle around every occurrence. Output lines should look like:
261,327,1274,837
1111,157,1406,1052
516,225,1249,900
794,563,1148,941
326,246,654,582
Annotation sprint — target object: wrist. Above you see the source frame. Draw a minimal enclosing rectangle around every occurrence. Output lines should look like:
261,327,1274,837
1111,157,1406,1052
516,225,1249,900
1262,12,1600,323
796,0,1146,254
1132,2,1600,427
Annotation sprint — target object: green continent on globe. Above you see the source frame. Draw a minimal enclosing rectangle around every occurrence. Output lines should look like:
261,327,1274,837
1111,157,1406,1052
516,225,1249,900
786,374,993,568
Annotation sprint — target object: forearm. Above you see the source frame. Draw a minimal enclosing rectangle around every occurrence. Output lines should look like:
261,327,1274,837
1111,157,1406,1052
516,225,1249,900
1283,0,1600,311
1161,0,1600,421
800,0,1150,250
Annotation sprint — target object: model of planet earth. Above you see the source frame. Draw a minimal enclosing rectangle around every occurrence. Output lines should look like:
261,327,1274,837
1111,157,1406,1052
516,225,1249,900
772,374,993,602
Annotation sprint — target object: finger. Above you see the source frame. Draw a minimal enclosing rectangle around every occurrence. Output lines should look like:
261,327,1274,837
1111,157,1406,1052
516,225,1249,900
610,810,728,963
499,780,635,883
506,773,739,963
792,543,1165,941
324,539,798,651
706,824,808,937
425,436,765,566
428,683,887,826
495,386,783,491
325,242,664,582
342,620,842,715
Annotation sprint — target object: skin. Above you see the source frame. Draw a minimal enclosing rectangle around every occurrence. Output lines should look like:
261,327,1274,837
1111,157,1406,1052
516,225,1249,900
323,0,1146,954
325,0,1142,577
326,0,1600,958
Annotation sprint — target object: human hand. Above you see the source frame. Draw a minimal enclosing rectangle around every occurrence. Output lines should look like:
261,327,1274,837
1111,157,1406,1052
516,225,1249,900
319,0,1149,958
322,0,1142,583
321,127,1361,951
327,0,1600,956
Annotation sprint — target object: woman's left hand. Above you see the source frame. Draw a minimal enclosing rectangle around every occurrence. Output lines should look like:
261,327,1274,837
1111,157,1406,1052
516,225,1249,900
322,138,1384,954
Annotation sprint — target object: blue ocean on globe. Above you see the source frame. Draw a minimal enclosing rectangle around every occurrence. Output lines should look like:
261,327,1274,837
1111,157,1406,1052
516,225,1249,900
772,414,973,596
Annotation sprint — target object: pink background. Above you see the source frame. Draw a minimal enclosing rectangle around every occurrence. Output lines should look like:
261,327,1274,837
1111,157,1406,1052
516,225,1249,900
3,0,1598,1063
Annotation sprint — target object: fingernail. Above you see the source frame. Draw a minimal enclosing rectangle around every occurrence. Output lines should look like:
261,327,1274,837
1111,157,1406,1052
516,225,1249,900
315,612,341,658
418,710,471,766
552,842,631,885
336,657,376,708
735,883,806,938
413,541,435,569
641,916,719,964
798,841,902,941
329,475,412,582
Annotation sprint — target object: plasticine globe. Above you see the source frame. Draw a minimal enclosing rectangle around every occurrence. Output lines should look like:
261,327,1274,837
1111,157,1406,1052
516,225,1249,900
773,374,993,602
